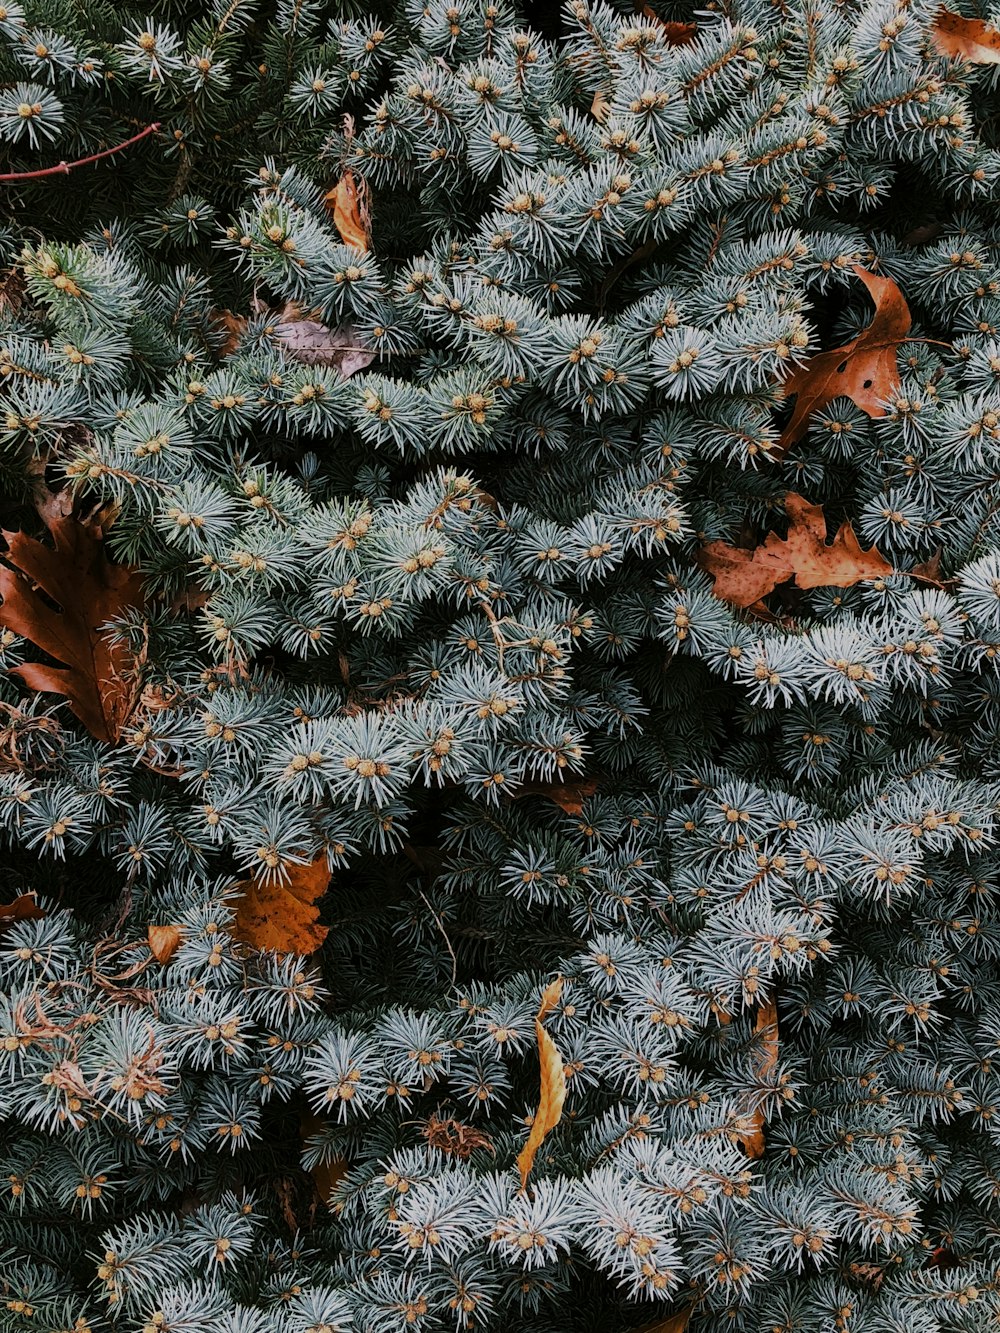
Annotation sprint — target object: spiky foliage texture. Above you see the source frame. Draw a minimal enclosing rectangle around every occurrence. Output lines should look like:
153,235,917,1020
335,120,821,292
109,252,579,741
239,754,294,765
0,0,998,1331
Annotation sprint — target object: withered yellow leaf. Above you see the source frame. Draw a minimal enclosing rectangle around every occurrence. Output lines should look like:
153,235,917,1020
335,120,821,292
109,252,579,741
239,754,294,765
230,853,331,955
147,923,184,964
516,977,566,1190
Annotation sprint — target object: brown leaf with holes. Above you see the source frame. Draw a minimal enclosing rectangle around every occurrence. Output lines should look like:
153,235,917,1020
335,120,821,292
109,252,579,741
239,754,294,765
0,893,44,932
147,924,184,965
733,998,779,1159
776,266,912,455
230,854,331,954
324,171,370,251
517,977,567,1190
0,496,144,742
514,778,598,815
640,5,698,43
699,493,893,607
931,8,1000,62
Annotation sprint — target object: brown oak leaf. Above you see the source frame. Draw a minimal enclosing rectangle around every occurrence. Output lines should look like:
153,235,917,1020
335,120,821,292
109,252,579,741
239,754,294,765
0,496,144,742
775,265,912,455
636,1311,692,1333
324,170,370,251
931,8,1000,61
230,853,331,954
213,302,375,377
517,977,567,1190
699,493,893,607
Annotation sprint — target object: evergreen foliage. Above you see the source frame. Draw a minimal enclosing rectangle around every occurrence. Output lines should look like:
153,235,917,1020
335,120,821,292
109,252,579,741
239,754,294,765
0,0,998,1330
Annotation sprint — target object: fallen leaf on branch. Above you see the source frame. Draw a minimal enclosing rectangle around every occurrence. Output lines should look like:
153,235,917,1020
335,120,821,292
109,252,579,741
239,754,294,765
699,492,893,607
0,494,145,742
636,1310,692,1333
0,892,44,932
517,977,567,1190
147,923,184,964
271,303,376,376
514,777,598,815
212,302,375,377
591,86,611,122
301,1110,349,1206
324,170,370,251
230,853,331,954
911,548,957,589
734,997,779,1159
640,5,698,43
931,8,1000,61
776,265,911,455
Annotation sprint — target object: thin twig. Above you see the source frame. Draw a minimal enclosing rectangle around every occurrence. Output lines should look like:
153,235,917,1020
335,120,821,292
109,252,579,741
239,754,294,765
419,889,458,990
0,122,161,182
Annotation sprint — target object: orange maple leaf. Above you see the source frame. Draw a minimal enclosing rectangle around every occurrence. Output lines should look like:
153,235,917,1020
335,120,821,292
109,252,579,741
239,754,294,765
699,492,893,608
733,997,779,1159
931,8,1000,62
775,265,911,455
324,171,370,252
0,495,145,742
517,977,567,1190
230,853,331,954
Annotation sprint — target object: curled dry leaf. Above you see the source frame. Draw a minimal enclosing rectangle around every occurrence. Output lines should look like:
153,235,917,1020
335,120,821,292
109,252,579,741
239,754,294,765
699,492,893,608
734,997,779,1159
931,8,1000,62
0,495,145,742
516,977,567,1190
591,86,611,123
0,892,44,932
147,923,184,965
776,265,912,455
230,853,331,955
324,170,370,251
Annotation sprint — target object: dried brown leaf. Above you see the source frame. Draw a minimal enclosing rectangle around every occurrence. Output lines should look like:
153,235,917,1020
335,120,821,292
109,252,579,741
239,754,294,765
0,496,145,741
0,892,44,932
147,923,184,965
776,266,912,455
699,493,893,607
931,8,1000,62
591,86,611,122
514,778,598,815
734,997,779,1159
324,170,370,251
516,977,567,1190
640,6,698,43
301,1110,349,1207
230,853,331,955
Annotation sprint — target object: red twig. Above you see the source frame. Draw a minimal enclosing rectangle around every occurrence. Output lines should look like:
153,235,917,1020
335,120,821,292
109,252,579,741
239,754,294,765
0,122,161,183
